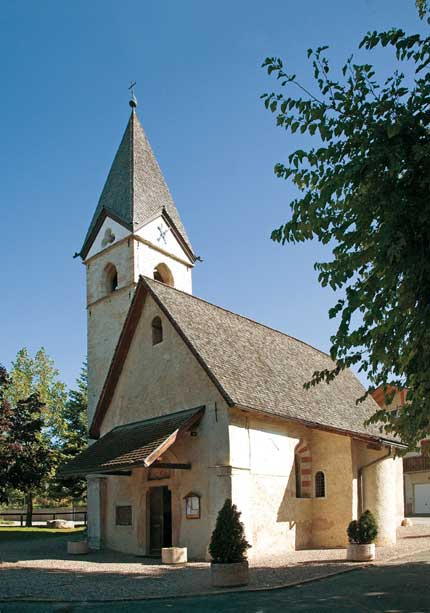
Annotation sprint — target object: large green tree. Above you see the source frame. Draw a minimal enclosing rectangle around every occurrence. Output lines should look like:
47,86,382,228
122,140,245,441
8,347,67,441
0,366,53,525
262,16,430,447
49,363,88,502
3,350,88,508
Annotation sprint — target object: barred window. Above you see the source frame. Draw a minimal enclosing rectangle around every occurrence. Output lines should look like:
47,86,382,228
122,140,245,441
315,471,325,498
115,505,132,526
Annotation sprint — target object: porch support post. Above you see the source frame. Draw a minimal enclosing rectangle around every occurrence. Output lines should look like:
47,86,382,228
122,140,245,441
87,475,106,550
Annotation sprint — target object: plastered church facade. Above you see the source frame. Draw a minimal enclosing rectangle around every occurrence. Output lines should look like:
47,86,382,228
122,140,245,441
63,100,405,561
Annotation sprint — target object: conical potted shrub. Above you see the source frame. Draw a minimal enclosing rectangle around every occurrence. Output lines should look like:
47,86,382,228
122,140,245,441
347,509,378,561
209,498,251,587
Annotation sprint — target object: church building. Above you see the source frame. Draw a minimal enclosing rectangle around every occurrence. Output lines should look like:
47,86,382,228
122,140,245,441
62,95,405,561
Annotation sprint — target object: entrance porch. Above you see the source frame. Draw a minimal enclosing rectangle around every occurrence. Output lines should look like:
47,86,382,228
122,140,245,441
59,407,208,558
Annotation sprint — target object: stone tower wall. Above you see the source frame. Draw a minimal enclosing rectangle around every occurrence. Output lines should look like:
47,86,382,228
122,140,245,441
86,238,136,427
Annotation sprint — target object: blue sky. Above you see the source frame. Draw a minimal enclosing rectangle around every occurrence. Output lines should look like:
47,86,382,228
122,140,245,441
0,0,425,389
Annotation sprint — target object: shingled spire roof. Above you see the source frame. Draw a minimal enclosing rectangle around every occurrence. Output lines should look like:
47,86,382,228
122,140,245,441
80,107,194,260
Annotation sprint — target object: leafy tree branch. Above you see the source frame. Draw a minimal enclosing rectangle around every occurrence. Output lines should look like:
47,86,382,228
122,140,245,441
262,23,430,448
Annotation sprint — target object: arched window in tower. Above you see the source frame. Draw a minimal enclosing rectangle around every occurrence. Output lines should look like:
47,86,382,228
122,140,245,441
104,263,118,294
315,471,326,498
153,263,174,287
152,316,163,345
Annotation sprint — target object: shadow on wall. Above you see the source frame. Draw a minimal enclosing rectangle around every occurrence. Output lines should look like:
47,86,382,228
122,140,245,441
277,466,312,550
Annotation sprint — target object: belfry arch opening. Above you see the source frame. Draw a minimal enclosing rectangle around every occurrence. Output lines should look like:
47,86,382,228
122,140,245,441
104,263,118,294
153,263,174,287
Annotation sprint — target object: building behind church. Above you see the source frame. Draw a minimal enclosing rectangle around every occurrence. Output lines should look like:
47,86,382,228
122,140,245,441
373,386,430,516
61,96,406,561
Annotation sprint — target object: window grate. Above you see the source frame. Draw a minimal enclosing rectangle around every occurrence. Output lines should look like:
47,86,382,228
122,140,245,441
115,505,132,526
315,471,325,498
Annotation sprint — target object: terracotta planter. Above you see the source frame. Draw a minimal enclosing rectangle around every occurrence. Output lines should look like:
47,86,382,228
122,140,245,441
347,543,375,561
161,547,187,565
67,540,89,555
211,561,249,587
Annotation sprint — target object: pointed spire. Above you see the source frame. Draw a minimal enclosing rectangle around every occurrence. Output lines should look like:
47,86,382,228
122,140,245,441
80,104,194,260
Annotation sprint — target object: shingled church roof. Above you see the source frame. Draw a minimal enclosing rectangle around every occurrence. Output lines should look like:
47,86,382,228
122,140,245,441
80,108,194,260
91,276,404,448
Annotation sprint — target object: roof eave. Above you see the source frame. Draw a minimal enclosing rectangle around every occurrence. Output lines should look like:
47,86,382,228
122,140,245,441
233,403,407,449
161,209,196,263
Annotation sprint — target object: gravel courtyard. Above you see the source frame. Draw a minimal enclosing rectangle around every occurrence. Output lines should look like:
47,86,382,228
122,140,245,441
1,522,430,602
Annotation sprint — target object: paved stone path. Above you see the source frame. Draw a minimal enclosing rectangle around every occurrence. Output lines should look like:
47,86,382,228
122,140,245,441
1,523,430,602
1,548,430,612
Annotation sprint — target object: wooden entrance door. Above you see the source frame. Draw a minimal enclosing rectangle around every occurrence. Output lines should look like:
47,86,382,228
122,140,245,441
149,486,172,555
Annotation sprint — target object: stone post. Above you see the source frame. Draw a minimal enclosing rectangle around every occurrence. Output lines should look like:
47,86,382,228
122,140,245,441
87,475,106,550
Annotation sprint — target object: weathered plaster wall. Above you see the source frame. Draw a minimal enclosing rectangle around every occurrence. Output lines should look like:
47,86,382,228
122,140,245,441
85,228,192,428
101,294,224,432
86,238,135,305
136,216,194,266
98,293,231,559
227,411,402,555
133,239,192,293
363,457,397,545
87,476,107,550
86,217,130,260
104,471,139,554
310,430,354,548
229,409,313,559
86,240,136,425
101,411,230,560
352,442,403,545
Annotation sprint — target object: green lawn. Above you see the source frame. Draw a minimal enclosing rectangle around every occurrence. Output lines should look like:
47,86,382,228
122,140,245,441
0,526,86,541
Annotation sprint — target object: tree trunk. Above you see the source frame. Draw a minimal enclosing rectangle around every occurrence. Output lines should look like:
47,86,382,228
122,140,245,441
25,492,33,527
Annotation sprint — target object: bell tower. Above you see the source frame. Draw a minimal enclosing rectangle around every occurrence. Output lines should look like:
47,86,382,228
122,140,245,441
79,94,196,428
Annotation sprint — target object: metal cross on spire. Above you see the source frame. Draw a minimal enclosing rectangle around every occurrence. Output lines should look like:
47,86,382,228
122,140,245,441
129,81,137,108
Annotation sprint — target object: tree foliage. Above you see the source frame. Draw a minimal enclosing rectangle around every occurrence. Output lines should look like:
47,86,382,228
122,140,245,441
49,363,88,501
209,498,251,563
0,365,53,524
1,351,88,507
347,510,378,544
416,0,430,19
8,347,67,441
262,22,430,448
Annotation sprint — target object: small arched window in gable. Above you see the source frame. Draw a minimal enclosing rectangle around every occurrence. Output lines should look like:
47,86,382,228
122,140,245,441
152,316,163,345
104,263,118,294
315,471,326,498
